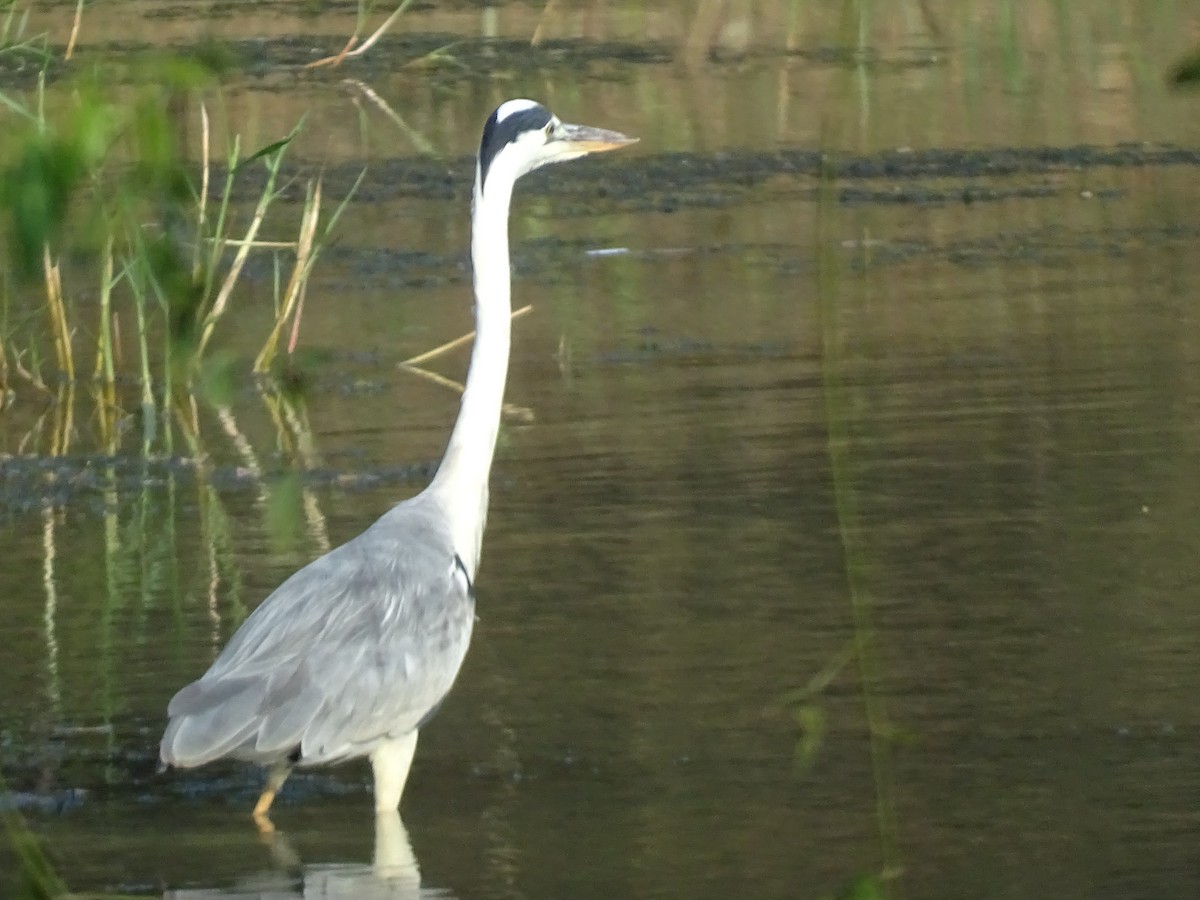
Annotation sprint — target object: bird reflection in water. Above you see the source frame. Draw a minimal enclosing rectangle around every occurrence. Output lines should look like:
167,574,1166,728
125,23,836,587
164,811,453,899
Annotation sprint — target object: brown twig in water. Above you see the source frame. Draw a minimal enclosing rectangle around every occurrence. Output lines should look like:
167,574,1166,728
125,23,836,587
530,0,560,47
397,364,462,394
64,0,83,59
400,304,533,367
306,0,418,69
11,348,50,395
398,304,536,422
343,80,438,155
398,363,534,422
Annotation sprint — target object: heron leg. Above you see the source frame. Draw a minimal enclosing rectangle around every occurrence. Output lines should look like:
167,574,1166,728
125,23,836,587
374,809,421,884
370,730,420,812
252,760,293,833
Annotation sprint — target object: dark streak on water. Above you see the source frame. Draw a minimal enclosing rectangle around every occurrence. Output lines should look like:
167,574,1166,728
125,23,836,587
204,143,1200,209
0,453,439,521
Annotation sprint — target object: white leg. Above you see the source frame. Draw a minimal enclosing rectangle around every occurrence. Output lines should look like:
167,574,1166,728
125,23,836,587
370,730,420,812
374,808,421,886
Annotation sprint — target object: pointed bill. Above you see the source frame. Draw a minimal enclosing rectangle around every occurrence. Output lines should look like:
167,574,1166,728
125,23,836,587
556,123,638,154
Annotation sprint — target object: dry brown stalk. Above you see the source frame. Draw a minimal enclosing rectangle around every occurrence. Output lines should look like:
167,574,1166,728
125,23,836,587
306,0,418,69
195,171,276,360
398,304,537,422
194,105,210,278
42,247,74,382
530,0,560,47
401,304,533,367
253,178,323,372
65,0,84,59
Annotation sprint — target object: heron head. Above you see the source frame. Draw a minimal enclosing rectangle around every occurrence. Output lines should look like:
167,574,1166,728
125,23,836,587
476,99,636,195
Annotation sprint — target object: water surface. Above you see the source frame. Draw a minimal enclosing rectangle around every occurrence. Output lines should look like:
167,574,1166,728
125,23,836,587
3,3,1200,898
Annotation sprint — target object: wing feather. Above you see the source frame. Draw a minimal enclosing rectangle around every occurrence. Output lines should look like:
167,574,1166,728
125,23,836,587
252,663,323,756
160,498,475,769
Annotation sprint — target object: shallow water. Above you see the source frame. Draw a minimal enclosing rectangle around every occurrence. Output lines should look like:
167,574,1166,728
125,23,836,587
3,3,1200,898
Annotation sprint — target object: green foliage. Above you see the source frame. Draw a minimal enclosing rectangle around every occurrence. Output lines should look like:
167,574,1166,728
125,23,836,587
0,47,223,278
139,228,204,343
266,471,305,553
1169,46,1200,86
2,133,83,278
196,348,238,407
833,875,886,900
792,703,827,771
1,805,67,900
0,24,360,446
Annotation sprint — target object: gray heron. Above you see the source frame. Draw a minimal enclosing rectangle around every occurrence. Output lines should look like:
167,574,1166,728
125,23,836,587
160,99,635,829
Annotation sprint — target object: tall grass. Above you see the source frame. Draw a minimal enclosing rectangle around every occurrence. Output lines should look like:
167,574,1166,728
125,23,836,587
1,796,67,900
775,4,903,897
0,14,366,894
0,22,361,461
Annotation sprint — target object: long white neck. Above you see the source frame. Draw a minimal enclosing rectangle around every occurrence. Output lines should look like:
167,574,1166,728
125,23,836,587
425,169,515,575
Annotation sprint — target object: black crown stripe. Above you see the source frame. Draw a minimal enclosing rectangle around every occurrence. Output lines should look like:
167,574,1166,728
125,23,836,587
478,105,553,188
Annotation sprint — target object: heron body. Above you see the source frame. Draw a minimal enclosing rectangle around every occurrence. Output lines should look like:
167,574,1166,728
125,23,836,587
160,100,634,827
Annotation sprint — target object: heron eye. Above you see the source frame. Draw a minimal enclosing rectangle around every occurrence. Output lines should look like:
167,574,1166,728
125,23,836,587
544,122,554,136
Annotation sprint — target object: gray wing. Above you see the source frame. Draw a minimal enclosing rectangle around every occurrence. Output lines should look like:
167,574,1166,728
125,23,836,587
161,499,475,768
